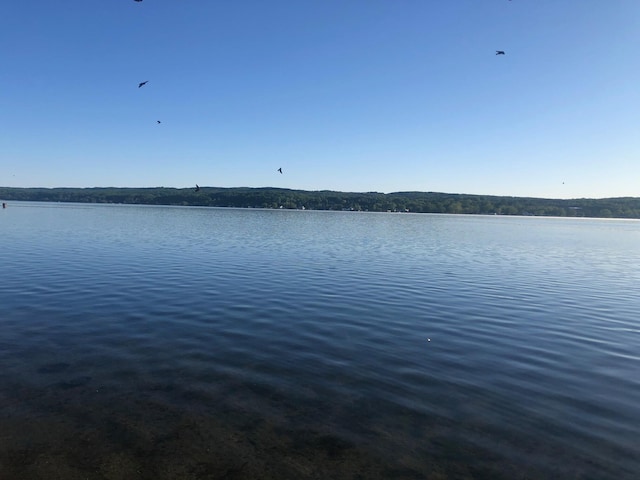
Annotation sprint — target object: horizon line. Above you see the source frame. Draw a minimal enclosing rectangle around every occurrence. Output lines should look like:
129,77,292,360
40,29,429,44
1,185,638,202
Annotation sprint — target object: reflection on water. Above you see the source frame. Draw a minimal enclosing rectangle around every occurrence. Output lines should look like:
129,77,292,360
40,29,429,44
1,203,639,479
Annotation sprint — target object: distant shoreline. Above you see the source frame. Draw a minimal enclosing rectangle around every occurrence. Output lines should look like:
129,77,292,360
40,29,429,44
2,187,639,219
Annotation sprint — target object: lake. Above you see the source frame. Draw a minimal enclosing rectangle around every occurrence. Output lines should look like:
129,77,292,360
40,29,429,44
1,202,639,479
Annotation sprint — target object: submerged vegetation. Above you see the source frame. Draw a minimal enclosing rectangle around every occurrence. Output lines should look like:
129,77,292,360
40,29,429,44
1,187,639,218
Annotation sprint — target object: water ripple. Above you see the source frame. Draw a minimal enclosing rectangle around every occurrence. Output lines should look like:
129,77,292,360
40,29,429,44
1,204,639,478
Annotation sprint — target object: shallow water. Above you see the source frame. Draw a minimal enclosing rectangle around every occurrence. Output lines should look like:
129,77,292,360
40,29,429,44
1,202,639,479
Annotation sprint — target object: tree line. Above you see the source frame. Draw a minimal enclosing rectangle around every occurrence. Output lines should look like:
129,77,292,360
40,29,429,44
1,187,639,219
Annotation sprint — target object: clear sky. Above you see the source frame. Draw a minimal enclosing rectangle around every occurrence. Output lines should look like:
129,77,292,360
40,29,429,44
1,1,638,199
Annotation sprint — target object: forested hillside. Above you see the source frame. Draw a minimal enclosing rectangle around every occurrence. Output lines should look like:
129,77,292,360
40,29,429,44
1,187,639,219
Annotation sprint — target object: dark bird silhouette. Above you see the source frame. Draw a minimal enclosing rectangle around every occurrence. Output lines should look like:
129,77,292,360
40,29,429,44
496,51,505,55
157,120,161,124
134,0,143,2
138,81,148,88
277,168,283,174
195,184,200,192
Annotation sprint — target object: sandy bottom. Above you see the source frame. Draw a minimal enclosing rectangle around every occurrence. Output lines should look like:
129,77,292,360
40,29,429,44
0,373,549,480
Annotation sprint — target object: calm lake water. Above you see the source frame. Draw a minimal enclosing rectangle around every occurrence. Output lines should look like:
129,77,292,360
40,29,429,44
1,202,639,479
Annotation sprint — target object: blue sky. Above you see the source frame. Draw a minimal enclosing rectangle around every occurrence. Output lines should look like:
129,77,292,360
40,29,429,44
1,0,638,199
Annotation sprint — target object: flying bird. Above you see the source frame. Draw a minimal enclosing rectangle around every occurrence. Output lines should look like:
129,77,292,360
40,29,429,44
496,51,505,55
134,0,143,2
157,120,161,124
277,168,283,174
195,184,200,192
138,81,148,88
